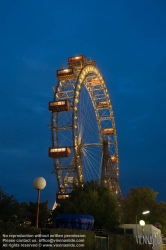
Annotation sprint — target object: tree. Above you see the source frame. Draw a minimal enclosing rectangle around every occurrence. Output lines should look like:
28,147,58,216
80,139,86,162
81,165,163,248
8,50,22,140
18,202,30,221
120,187,166,233
0,187,20,222
151,201,166,233
52,181,120,232
120,187,157,224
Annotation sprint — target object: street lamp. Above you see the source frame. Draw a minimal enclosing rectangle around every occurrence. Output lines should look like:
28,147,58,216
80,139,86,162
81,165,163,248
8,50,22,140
139,220,145,234
33,177,46,228
136,210,150,235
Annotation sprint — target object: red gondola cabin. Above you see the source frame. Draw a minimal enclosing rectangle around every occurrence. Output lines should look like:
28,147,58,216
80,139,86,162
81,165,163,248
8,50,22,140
56,193,70,204
102,128,115,135
48,100,70,112
57,68,76,80
110,155,117,163
97,101,109,108
49,147,71,158
68,55,86,67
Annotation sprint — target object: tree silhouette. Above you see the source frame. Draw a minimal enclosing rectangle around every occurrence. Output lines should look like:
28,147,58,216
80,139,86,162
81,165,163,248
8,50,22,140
52,180,120,232
0,186,20,222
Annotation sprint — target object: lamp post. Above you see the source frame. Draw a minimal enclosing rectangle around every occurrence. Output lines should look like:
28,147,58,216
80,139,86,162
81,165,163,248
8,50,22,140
139,220,145,235
139,220,145,250
136,210,150,235
33,177,46,228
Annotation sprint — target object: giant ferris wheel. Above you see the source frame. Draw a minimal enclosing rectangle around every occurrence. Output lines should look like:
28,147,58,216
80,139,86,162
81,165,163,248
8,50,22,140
48,55,122,202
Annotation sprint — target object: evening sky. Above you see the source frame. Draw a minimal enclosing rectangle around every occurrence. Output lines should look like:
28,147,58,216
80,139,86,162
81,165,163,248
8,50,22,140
0,0,166,208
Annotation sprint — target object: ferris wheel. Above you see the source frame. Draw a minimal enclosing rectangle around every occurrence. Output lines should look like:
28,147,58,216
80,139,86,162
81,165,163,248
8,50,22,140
48,55,122,201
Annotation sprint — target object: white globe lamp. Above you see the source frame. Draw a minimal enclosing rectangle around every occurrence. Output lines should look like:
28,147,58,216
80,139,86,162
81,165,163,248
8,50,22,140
139,220,145,234
33,177,46,190
33,177,46,227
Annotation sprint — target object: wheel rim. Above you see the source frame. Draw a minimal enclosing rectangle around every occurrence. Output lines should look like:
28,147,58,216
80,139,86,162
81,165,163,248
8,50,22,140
49,57,122,198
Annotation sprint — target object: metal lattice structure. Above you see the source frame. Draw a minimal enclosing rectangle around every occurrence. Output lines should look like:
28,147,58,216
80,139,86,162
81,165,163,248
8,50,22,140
48,55,122,200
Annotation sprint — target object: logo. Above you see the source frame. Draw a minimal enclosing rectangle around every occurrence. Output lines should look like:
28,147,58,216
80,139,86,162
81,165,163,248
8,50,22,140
135,234,163,249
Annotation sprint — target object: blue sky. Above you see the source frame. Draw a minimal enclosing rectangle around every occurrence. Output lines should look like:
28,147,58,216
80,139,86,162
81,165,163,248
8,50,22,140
0,0,166,209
